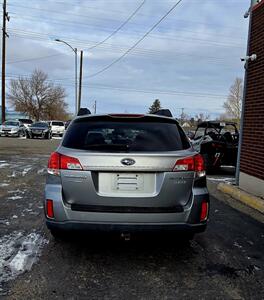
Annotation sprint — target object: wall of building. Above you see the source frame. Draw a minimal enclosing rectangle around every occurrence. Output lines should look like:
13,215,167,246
239,1,264,197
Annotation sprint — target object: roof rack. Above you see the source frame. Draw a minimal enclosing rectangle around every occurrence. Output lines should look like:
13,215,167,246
77,108,91,116
153,109,173,118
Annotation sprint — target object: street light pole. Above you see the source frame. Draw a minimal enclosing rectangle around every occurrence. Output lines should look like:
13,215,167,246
1,0,9,124
55,39,78,115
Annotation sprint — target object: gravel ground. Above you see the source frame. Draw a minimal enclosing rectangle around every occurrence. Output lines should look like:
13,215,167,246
0,137,263,299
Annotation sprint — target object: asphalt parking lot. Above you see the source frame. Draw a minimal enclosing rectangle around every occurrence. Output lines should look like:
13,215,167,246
0,137,263,299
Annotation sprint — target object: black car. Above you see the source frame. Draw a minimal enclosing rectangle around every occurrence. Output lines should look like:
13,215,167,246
26,122,52,139
191,121,239,172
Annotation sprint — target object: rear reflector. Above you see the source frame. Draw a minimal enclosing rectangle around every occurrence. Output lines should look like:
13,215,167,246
48,152,83,175
173,154,205,175
46,199,54,218
200,201,208,221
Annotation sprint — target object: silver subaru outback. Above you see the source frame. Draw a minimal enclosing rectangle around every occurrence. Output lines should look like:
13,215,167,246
45,112,209,239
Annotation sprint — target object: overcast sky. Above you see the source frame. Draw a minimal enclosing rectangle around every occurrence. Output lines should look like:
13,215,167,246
3,0,249,118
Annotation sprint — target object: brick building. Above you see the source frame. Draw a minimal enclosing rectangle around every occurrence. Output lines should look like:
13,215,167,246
239,0,264,197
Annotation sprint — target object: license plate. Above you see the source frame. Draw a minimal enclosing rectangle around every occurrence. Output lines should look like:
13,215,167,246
98,173,155,196
114,174,143,191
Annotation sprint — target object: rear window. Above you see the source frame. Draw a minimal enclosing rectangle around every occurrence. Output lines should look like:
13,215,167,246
4,121,19,126
32,122,48,128
19,119,33,124
52,121,64,126
62,117,190,152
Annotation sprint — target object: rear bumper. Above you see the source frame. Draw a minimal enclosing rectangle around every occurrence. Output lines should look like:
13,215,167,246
45,181,209,233
46,220,207,234
0,132,19,136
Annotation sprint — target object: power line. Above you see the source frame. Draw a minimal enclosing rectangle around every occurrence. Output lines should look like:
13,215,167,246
85,0,185,78
87,0,145,50
5,74,227,99
7,2,244,31
7,10,246,43
7,30,241,72
7,28,243,63
8,26,244,50
6,53,63,64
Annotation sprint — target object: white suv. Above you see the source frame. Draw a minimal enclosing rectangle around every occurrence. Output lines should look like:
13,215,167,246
50,121,65,137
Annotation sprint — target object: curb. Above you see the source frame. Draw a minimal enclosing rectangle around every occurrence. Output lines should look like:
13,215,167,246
217,183,264,214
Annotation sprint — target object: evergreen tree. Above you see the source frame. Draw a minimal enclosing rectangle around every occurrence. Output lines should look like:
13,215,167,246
148,99,161,114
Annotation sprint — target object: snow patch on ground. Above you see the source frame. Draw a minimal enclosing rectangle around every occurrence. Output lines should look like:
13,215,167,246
0,219,10,226
37,168,46,175
0,163,10,168
7,171,17,178
207,177,235,184
0,231,48,287
7,195,23,201
22,167,32,176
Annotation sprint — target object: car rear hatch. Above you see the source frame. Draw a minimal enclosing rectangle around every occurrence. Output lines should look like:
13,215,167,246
54,115,200,212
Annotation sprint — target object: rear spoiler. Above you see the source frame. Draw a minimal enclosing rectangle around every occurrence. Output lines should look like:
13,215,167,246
77,108,91,116
153,109,173,118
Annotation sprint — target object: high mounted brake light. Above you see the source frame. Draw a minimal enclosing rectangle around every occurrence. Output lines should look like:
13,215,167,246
108,114,144,118
173,154,205,177
48,152,83,175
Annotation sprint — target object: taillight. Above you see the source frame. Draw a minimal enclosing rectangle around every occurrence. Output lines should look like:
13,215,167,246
173,154,205,177
60,155,83,170
200,201,208,221
173,156,194,171
46,199,54,218
47,152,83,175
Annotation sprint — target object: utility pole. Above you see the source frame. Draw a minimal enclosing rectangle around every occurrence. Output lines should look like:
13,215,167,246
180,107,184,125
1,0,9,124
77,50,83,112
94,100,97,114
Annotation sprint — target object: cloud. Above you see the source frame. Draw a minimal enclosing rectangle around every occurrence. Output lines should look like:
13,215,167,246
4,0,248,117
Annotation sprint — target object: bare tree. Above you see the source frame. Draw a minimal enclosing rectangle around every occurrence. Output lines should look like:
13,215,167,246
223,77,243,125
195,113,210,123
8,69,68,121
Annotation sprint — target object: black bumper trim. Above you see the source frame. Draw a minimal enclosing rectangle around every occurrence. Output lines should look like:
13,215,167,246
46,220,207,234
71,204,184,213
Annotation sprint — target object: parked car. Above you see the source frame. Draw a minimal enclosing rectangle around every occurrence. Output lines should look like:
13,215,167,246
0,120,25,137
45,111,209,239
26,122,52,139
18,118,33,130
49,121,65,137
191,121,239,172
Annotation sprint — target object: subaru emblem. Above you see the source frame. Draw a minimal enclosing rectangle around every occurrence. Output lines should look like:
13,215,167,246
121,158,135,166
